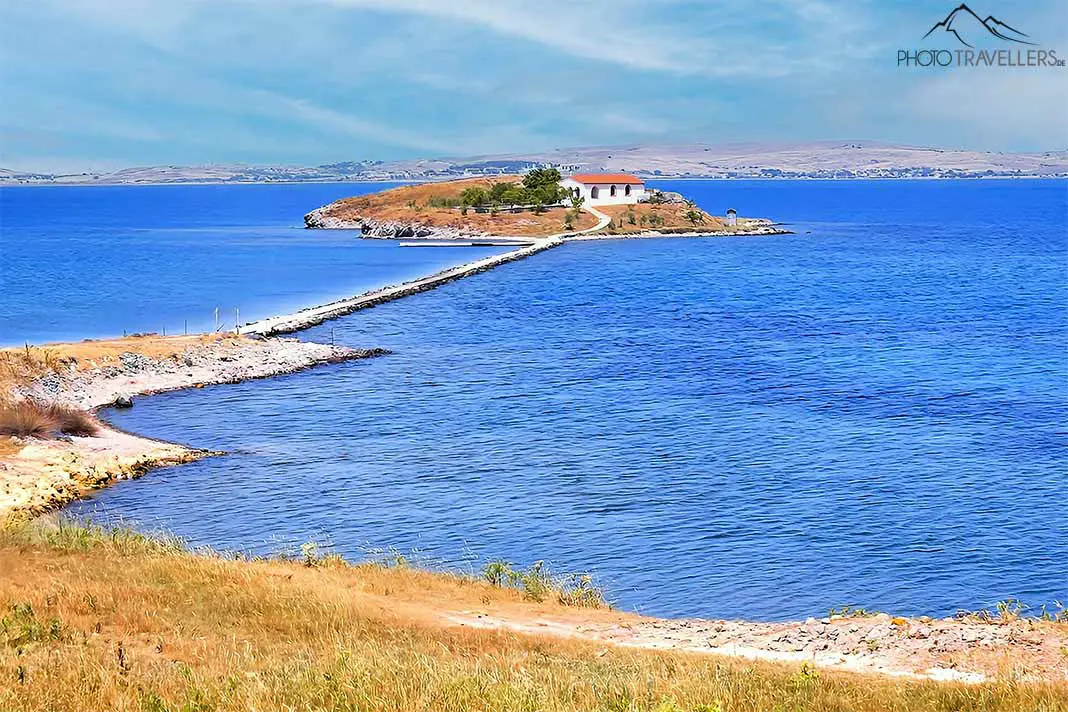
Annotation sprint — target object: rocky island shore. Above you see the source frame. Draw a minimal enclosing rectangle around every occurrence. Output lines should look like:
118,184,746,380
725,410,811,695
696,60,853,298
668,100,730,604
303,174,789,240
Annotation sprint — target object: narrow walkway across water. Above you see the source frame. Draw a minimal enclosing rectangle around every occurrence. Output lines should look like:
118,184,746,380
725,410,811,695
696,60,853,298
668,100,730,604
242,238,562,336
243,206,611,336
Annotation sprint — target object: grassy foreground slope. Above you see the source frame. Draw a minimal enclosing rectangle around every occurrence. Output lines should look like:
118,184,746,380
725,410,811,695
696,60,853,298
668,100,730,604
1,522,1064,712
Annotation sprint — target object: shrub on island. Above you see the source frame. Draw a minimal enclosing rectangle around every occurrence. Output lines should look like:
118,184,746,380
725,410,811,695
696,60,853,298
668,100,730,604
457,168,569,212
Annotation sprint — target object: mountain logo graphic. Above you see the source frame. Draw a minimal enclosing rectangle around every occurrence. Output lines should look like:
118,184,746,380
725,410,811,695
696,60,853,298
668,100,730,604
923,3,1035,47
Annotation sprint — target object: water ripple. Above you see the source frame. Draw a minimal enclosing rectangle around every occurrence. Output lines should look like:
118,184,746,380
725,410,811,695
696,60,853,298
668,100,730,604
68,179,1068,621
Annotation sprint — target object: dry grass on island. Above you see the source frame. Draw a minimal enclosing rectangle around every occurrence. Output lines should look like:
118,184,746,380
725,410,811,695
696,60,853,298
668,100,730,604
592,201,771,237
311,174,600,237
307,171,778,239
2,519,1065,712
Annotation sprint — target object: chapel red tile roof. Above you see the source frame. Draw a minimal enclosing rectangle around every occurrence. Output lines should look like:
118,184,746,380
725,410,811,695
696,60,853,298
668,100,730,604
567,173,644,185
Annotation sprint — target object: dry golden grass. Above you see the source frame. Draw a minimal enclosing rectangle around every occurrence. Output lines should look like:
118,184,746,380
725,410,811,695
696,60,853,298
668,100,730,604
0,401,100,438
0,347,63,404
1,521,1064,712
14,333,233,365
325,177,599,237
0,401,57,438
42,403,100,437
0,334,240,396
596,203,735,235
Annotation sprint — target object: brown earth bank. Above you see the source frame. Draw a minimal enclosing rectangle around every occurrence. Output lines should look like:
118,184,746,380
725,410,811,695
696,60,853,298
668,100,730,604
0,521,1065,712
303,176,785,239
0,335,385,519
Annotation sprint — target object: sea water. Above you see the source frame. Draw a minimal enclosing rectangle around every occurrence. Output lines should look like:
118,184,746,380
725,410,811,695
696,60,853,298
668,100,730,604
54,179,1068,620
0,182,506,344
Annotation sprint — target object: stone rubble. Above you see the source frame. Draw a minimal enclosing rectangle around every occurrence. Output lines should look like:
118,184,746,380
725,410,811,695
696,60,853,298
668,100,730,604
587,611,1066,682
15,338,388,411
304,204,492,239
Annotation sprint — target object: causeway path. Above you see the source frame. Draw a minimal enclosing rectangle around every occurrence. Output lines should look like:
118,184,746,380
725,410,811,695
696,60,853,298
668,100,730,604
243,205,609,337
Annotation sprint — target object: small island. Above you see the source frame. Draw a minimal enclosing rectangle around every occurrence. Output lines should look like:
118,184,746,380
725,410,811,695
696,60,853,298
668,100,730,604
305,169,787,240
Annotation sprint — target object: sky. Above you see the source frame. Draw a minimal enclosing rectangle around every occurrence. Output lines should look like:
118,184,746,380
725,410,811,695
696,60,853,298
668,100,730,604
1,0,1066,172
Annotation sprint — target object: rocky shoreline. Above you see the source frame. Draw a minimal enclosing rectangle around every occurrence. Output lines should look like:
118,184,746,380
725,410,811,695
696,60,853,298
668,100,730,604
15,337,386,411
304,200,791,241
569,221,793,241
305,203,493,239
452,607,1068,684
1,337,385,519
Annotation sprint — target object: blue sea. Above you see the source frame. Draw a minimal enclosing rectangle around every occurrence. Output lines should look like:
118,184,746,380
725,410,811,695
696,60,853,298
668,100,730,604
11,179,1068,621
0,183,506,345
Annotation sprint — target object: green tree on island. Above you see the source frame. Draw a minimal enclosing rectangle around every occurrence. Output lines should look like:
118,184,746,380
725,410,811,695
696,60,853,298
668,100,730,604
501,186,530,206
684,208,706,227
460,186,489,208
488,181,513,205
454,169,566,212
522,168,568,206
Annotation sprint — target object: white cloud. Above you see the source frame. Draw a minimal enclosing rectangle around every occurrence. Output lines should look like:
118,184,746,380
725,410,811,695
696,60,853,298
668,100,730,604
291,0,708,74
6,0,1063,168
279,0,887,78
29,0,877,78
238,89,475,155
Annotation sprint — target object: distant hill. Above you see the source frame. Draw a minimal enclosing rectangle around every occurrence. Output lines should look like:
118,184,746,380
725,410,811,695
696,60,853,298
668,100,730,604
3,142,1066,185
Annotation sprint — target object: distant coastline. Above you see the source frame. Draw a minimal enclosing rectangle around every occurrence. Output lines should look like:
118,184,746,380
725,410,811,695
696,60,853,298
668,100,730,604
4,175,1066,188
4,141,1065,186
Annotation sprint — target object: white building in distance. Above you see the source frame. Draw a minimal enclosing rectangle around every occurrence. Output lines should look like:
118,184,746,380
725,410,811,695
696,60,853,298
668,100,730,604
559,173,646,206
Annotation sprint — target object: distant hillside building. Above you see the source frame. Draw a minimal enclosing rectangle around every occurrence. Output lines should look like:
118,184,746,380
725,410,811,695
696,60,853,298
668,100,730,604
560,173,645,206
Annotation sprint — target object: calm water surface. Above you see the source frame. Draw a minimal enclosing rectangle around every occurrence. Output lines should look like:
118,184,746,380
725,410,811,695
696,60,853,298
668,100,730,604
0,183,505,344
60,179,1068,620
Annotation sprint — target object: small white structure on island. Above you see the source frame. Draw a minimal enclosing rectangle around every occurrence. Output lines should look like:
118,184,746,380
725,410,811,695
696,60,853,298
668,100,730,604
559,173,645,206
726,208,737,226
